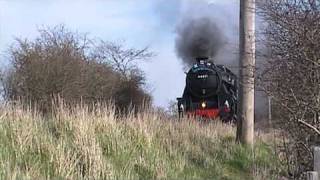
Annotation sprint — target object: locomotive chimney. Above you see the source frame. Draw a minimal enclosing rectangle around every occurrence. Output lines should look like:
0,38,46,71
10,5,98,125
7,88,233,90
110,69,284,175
196,57,209,64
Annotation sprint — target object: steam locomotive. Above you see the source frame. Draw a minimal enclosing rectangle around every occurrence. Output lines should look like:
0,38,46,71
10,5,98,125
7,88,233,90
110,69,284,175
177,57,238,122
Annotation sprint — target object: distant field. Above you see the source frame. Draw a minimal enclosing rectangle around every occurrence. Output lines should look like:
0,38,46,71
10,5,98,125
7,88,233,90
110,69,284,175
0,103,281,180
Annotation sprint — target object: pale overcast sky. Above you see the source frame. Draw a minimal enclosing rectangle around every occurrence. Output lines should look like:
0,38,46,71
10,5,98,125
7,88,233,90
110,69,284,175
0,0,239,108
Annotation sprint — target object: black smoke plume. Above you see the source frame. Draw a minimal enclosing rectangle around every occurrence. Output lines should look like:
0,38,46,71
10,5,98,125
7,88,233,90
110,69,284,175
175,17,225,66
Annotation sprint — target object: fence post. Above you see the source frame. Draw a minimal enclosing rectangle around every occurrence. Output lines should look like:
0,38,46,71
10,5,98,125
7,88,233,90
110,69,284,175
314,147,320,178
307,171,318,180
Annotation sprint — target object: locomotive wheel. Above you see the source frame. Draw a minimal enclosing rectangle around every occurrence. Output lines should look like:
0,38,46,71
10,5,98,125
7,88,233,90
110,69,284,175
220,113,237,124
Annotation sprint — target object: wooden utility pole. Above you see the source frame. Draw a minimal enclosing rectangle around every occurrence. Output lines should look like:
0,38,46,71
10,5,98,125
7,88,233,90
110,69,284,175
307,147,320,180
236,0,255,145
268,96,272,128
307,171,319,180
315,147,320,179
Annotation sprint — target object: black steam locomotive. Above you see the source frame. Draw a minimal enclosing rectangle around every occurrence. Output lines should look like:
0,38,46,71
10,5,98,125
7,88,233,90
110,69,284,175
177,57,238,122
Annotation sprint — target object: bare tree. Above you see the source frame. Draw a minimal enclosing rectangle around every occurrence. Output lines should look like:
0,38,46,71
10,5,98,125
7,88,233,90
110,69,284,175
2,25,152,113
258,0,320,178
93,41,154,79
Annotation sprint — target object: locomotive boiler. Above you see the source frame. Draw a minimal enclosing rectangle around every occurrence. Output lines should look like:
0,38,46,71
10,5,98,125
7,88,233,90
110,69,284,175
177,57,238,122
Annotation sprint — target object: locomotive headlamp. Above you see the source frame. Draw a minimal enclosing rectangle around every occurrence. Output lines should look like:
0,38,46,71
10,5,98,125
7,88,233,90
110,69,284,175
201,102,207,109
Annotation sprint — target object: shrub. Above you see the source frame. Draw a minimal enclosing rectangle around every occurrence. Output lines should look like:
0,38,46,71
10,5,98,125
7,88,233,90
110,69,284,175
2,25,152,113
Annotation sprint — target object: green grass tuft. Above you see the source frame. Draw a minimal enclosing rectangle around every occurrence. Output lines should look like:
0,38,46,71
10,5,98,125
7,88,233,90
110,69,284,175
0,103,281,179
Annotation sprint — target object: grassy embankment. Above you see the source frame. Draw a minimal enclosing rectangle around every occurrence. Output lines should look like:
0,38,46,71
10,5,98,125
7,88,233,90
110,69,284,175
0,103,281,180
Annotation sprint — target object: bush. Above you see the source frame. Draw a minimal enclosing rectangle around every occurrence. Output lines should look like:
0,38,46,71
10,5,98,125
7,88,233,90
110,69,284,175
258,0,320,177
2,25,152,113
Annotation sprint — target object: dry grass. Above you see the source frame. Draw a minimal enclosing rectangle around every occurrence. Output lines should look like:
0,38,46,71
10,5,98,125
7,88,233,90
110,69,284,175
0,102,282,180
